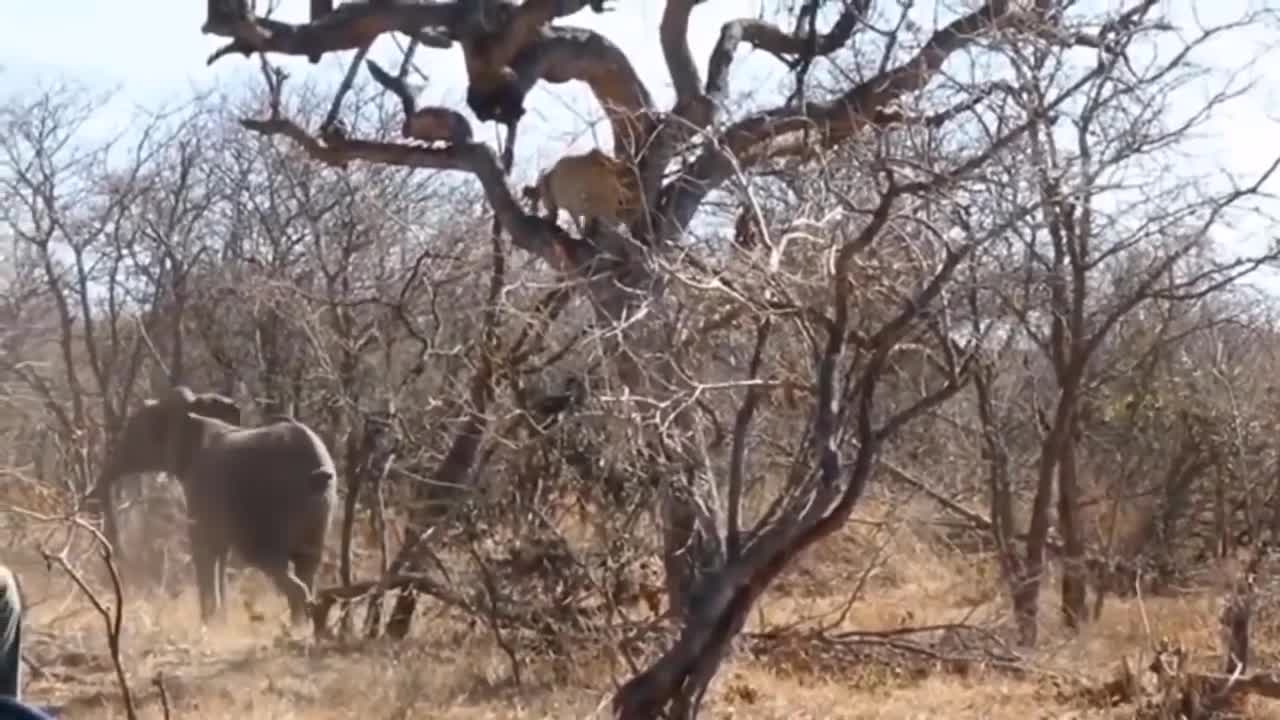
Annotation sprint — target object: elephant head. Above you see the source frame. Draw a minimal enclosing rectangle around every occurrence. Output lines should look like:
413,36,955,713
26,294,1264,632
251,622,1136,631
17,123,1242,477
102,386,241,478
95,385,243,554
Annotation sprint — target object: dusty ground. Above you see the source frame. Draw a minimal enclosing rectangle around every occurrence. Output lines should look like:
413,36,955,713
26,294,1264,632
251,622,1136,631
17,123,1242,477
6,502,1279,720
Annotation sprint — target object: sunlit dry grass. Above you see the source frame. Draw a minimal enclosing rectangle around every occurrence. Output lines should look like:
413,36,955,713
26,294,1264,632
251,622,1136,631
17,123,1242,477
5,496,1279,719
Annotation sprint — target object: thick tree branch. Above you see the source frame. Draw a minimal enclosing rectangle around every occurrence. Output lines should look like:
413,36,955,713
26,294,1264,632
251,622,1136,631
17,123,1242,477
635,0,875,227
660,0,703,103
204,3,465,65
367,59,474,145
203,0,606,65
240,115,587,268
705,0,870,101
661,0,1159,240
509,27,655,158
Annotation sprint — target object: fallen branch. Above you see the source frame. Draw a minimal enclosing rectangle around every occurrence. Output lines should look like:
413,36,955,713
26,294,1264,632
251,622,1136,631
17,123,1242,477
311,569,636,641
744,625,1033,680
1068,639,1280,714
311,572,468,638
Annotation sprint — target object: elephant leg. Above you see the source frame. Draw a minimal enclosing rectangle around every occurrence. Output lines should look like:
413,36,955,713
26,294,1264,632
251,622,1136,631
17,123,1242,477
261,557,311,625
215,547,231,619
190,540,217,623
189,525,225,623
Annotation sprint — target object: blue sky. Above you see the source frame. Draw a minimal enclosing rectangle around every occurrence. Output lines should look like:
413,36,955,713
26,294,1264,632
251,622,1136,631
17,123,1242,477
2,0,1279,288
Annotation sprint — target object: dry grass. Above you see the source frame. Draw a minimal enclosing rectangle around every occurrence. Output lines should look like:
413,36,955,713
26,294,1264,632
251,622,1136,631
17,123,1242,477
5,499,1279,720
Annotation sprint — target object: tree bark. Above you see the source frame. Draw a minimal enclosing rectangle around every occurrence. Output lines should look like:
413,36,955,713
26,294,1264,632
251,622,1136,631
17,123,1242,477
1057,422,1087,629
1014,411,1069,647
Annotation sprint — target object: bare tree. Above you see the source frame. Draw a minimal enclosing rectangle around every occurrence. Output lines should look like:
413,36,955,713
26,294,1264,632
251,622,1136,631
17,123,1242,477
0,0,1230,716
0,81,226,575
963,4,1280,644
201,0,1157,712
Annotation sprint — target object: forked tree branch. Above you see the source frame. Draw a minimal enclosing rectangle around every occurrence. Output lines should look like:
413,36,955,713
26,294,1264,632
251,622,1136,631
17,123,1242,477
705,0,871,101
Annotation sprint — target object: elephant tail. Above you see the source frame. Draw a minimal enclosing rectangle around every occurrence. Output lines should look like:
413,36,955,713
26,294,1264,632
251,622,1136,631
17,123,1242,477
305,469,335,495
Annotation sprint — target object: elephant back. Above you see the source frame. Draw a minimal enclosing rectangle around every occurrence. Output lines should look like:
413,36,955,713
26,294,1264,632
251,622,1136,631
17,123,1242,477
186,418,335,518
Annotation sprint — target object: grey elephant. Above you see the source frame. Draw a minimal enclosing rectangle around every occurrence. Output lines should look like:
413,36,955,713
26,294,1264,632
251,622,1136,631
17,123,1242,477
0,564,23,699
94,386,243,556
167,404,337,625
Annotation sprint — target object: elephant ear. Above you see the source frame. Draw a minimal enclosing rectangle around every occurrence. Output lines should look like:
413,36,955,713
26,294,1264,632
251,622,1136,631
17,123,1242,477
107,396,171,477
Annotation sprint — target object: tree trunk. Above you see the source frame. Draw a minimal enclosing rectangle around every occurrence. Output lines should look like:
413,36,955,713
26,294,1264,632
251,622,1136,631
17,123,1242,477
1057,426,1087,630
1017,427,1060,647
364,453,393,639
339,468,362,589
337,428,367,638
659,464,724,617
339,422,370,588
613,437,890,719
385,414,487,639
1214,466,1230,558
385,372,492,640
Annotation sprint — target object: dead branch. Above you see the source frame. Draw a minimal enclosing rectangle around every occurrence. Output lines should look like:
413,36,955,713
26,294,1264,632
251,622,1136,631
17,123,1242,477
660,0,1163,239
207,0,640,153
39,518,137,720
506,28,655,155
203,2,464,65
1072,641,1280,715
320,40,373,134
311,570,614,641
1199,671,1280,700
706,1,871,99
240,114,569,263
